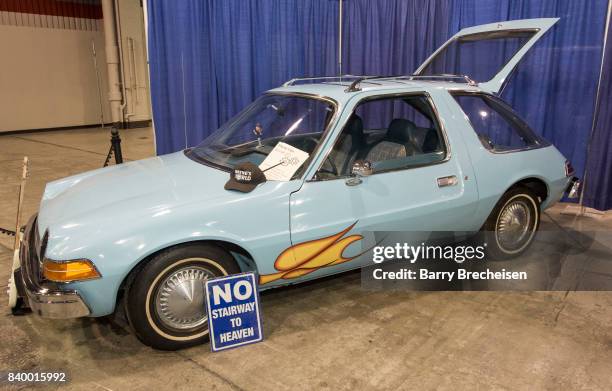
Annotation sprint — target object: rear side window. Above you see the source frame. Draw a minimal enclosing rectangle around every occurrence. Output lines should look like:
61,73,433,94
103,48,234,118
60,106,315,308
452,93,546,152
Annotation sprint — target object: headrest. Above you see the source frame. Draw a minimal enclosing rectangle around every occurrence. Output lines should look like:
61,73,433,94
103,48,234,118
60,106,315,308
422,128,441,152
345,114,364,139
387,119,417,143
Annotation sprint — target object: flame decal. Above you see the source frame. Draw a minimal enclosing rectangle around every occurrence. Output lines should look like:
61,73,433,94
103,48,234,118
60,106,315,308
259,222,363,285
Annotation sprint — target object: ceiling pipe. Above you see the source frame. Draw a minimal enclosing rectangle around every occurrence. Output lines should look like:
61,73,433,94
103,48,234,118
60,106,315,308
101,0,124,127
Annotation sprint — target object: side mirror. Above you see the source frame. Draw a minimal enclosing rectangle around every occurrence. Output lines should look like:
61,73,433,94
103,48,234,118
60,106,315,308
351,160,373,177
346,160,373,186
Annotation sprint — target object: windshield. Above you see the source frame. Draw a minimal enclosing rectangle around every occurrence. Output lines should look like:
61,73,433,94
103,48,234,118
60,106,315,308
418,30,536,82
187,94,336,177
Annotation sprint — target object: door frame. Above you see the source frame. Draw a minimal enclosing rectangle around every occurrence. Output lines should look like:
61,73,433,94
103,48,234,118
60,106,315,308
305,91,453,182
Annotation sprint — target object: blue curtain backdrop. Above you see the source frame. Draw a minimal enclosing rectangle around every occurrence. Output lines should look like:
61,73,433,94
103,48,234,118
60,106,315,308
148,0,611,209
341,0,451,76
147,0,338,154
584,19,612,211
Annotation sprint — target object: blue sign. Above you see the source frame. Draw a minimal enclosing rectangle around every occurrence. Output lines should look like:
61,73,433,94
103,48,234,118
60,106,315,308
205,272,263,352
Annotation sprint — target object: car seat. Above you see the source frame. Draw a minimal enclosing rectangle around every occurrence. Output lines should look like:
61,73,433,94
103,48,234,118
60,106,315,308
365,119,419,163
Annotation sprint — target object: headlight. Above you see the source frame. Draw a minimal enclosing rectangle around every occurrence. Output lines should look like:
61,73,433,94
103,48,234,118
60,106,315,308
42,258,101,282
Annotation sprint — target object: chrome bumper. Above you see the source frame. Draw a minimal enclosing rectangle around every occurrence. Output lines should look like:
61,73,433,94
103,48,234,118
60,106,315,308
15,215,90,319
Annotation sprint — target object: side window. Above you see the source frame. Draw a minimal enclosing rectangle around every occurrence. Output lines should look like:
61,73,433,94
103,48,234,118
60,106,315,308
452,93,544,152
317,94,447,179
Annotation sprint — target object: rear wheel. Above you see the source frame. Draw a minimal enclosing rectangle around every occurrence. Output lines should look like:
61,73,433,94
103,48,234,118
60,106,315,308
126,243,240,350
483,187,540,260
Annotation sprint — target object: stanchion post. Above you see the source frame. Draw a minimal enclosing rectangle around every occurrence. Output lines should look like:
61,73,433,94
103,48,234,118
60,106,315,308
13,157,28,251
111,127,123,164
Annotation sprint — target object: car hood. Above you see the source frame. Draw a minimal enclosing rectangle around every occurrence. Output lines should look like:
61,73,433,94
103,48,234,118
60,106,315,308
37,152,288,238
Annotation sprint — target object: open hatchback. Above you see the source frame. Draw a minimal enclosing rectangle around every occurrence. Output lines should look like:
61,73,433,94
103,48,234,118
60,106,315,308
415,18,559,94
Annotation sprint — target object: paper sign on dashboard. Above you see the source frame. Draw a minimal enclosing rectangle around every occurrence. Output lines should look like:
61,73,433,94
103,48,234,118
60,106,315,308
259,142,309,181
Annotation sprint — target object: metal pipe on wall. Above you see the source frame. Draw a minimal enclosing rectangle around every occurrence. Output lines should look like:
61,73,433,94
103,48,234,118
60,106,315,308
91,40,106,129
142,0,156,154
101,0,123,126
114,0,133,124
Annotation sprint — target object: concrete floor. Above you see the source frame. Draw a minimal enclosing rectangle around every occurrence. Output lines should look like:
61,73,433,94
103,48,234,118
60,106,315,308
1,127,612,390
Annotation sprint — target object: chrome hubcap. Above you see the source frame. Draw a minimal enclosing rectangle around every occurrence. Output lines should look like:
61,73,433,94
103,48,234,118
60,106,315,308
497,199,532,251
155,266,215,330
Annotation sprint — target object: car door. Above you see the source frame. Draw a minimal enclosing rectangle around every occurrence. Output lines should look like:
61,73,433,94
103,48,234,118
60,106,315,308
414,18,559,94
256,90,480,288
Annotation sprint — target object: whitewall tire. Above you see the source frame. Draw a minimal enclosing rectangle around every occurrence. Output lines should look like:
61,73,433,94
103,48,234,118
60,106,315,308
126,243,240,350
483,187,540,260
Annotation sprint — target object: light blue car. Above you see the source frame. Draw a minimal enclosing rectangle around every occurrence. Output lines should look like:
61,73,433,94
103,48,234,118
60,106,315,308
10,18,579,350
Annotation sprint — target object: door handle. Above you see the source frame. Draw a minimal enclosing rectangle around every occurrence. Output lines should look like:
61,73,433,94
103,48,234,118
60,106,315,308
345,177,362,186
437,175,458,187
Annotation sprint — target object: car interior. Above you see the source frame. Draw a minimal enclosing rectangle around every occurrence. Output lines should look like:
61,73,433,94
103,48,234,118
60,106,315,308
317,96,446,179
210,95,446,180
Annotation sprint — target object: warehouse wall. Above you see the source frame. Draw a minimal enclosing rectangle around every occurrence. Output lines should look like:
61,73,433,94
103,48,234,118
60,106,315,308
0,0,151,133
0,23,112,132
116,0,151,124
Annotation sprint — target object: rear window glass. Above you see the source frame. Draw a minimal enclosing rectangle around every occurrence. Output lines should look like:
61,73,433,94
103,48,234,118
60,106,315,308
452,93,547,152
419,30,536,82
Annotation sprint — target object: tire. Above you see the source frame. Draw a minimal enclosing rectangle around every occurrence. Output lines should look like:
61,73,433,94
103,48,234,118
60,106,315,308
126,243,240,350
482,187,541,260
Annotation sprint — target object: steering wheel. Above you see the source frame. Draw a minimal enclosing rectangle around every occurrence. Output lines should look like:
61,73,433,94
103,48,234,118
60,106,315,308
293,136,338,176
304,136,319,150
286,135,338,177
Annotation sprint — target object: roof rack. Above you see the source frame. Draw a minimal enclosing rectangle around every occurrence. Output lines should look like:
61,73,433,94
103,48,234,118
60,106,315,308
344,76,391,92
401,74,478,86
282,75,372,87
342,74,478,92
281,73,477,92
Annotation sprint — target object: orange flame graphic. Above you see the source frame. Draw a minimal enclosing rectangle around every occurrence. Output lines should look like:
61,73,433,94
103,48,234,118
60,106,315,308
259,222,363,284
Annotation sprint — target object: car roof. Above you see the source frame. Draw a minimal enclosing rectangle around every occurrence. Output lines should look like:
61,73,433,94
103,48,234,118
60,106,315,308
267,77,483,103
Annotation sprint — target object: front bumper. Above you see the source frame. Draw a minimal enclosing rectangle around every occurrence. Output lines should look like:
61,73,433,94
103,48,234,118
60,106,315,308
14,215,90,319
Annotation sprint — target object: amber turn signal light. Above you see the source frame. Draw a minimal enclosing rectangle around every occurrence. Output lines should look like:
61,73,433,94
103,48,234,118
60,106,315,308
42,259,101,282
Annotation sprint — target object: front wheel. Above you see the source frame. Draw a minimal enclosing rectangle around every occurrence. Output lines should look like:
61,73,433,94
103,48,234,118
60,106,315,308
126,243,240,350
482,187,541,260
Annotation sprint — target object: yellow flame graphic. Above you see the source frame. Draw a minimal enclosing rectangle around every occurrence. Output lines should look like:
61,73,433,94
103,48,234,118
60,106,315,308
259,222,363,285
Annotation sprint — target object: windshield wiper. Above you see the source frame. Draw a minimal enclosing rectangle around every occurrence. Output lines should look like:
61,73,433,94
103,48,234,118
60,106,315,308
229,147,269,157
216,138,275,157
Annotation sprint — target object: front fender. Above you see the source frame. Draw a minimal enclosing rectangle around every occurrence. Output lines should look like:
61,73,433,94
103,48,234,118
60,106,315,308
51,182,299,317
64,225,261,317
